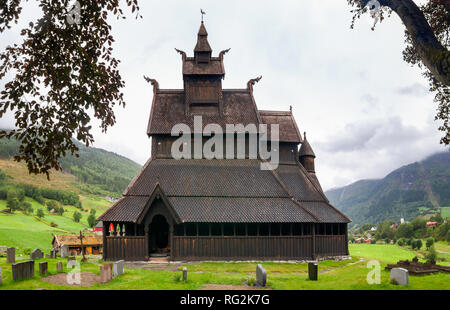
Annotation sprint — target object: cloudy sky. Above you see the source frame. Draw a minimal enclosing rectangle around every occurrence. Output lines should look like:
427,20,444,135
0,0,447,191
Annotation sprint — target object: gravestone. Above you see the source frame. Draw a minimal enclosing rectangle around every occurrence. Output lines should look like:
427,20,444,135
308,262,318,281
100,263,113,283
50,249,57,259
113,260,125,277
182,267,188,282
390,267,409,285
0,266,2,285
39,262,48,275
30,249,43,260
256,264,266,287
6,247,15,263
60,245,69,258
45,254,51,259
56,262,63,271
12,260,34,281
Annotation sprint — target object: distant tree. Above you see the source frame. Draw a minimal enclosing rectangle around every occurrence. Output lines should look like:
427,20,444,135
73,211,82,223
396,223,414,239
21,201,32,214
412,239,423,250
90,209,96,216
57,206,65,216
6,197,19,212
0,0,142,178
46,200,58,212
425,245,438,263
87,214,97,228
426,237,435,249
36,208,44,218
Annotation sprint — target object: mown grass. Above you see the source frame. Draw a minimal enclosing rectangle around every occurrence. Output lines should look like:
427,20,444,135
0,244,448,290
348,243,417,263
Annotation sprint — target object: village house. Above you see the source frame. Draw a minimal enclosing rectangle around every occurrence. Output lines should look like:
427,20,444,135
98,20,351,261
52,234,103,256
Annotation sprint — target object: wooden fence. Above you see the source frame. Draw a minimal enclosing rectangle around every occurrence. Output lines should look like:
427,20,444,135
104,235,348,261
172,236,313,260
105,236,146,261
315,235,347,257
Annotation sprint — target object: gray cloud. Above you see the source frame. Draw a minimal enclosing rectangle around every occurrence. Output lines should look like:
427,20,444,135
396,83,429,96
0,0,445,191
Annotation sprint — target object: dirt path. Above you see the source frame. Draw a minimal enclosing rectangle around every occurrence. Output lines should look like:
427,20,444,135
41,272,101,287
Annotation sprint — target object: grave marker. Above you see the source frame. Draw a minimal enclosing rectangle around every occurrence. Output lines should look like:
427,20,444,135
256,264,266,287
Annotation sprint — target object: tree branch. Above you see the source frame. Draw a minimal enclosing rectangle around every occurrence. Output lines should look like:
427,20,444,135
364,0,449,86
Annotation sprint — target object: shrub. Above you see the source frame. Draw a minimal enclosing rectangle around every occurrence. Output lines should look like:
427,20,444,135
397,239,404,246
22,248,32,255
370,239,376,244
50,222,58,227
416,239,423,250
36,208,44,218
384,238,390,244
425,246,437,263
426,237,434,249
22,202,33,214
7,197,19,212
57,206,65,216
46,200,59,212
73,211,82,223
87,214,97,228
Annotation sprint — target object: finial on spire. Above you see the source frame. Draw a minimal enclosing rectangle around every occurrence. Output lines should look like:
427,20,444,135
304,131,306,139
290,105,292,112
200,9,206,23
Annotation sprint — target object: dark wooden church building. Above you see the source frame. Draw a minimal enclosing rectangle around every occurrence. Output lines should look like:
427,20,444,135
98,21,351,261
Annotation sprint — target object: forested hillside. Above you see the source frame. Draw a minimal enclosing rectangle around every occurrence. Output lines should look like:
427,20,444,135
0,137,141,197
326,153,450,227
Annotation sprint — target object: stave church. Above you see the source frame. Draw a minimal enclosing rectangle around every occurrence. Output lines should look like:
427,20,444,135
98,20,351,261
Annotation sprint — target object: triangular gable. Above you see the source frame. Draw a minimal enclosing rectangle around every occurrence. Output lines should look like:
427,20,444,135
136,183,182,225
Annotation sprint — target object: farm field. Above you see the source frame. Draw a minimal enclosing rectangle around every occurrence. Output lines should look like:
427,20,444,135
0,196,111,254
0,243,449,290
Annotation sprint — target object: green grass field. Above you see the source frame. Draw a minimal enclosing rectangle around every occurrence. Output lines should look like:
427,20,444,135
0,196,111,254
0,243,448,290
442,207,450,219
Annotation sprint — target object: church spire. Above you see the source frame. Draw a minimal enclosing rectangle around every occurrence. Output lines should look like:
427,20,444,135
194,21,212,63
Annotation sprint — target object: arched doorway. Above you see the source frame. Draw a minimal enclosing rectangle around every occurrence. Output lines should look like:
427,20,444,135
149,214,170,255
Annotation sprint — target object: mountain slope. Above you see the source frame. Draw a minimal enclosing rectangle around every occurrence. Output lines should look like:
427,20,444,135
326,152,450,226
0,137,142,197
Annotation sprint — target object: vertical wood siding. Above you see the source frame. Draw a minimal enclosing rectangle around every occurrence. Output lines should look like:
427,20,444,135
105,236,146,261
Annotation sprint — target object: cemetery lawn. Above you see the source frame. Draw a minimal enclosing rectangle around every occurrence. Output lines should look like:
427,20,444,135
0,244,449,290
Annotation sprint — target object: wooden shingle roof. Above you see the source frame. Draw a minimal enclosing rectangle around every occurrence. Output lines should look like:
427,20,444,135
98,158,350,224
